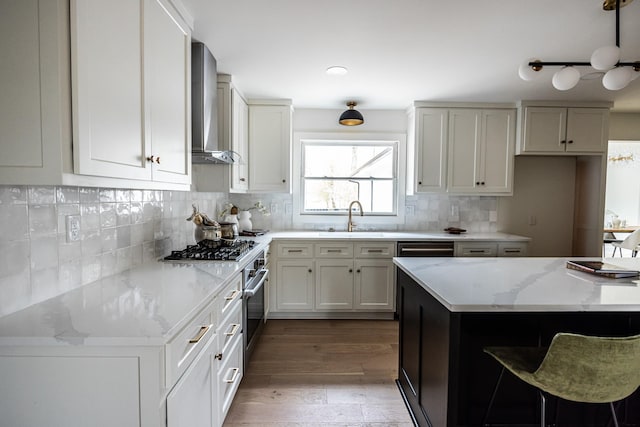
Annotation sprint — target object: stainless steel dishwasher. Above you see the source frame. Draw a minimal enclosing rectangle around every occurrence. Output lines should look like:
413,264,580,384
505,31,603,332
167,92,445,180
396,240,455,257
395,240,455,316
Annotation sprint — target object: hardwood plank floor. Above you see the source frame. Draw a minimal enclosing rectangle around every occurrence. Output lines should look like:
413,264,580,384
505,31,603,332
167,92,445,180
224,319,414,427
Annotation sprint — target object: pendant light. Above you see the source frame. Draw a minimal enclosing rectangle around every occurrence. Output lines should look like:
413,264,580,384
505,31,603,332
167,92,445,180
518,0,639,91
339,101,364,126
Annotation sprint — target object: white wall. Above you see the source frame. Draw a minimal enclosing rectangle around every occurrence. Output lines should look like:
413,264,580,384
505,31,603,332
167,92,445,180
498,156,576,256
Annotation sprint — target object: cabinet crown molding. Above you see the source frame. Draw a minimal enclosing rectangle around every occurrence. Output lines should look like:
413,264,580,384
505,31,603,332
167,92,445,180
412,101,516,109
517,100,613,109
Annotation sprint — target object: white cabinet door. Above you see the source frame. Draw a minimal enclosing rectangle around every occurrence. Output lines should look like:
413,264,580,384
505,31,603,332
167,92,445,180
479,109,515,193
231,90,249,191
518,107,609,155
447,109,479,193
354,259,394,311
448,109,514,194
275,260,314,310
0,0,71,185
167,334,216,427
71,0,150,180
414,108,448,192
315,259,354,310
144,0,191,184
520,107,567,154
71,0,191,184
248,103,292,192
565,108,609,153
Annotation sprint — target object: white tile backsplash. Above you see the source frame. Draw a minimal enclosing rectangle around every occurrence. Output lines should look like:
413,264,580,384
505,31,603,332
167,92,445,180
0,184,496,318
0,185,226,317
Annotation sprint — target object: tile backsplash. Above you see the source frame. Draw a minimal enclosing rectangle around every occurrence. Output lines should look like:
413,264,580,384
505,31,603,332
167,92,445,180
0,185,497,317
0,185,225,317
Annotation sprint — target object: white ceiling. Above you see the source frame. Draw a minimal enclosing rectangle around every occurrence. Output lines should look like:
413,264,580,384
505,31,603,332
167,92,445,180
182,0,640,112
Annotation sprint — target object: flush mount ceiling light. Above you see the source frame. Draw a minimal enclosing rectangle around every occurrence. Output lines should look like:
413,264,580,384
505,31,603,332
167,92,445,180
519,0,639,91
326,66,348,76
339,101,364,126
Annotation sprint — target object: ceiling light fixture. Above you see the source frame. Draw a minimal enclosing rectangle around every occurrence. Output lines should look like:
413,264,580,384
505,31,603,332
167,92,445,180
338,101,364,126
519,0,639,91
326,66,348,76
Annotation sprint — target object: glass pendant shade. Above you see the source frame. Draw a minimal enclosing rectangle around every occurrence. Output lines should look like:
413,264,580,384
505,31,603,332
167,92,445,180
603,66,633,90
339,102,364,126
552,66,581,90
591,46,620,71
518,59,542,81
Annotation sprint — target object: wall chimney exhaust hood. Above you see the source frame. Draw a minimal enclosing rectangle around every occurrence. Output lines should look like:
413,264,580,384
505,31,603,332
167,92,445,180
191,42,236,164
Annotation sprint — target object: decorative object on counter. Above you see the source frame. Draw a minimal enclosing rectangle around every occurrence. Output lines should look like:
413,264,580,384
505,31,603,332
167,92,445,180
239,229,269,237
518,0,639,91
238,210,252,231
339,101,364,126
566,260,640,278
187,204,221,243
444,227,467,234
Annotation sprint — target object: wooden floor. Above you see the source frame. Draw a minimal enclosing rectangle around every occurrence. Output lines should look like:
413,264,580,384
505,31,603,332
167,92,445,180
224,319,414,426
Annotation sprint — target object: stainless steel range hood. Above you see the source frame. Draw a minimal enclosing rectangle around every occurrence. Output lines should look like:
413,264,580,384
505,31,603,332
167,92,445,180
191,42,236,164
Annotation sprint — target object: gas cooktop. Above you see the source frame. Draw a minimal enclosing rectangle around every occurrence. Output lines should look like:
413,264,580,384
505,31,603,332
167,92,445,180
164,240,256,261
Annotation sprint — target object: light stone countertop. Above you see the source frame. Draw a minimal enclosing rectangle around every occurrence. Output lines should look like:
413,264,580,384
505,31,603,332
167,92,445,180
394,257,640,313
268,230,531,241
0,231,529,347
0,240,270,347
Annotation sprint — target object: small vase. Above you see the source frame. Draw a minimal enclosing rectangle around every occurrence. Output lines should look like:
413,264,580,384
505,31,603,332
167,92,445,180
238,210,252,232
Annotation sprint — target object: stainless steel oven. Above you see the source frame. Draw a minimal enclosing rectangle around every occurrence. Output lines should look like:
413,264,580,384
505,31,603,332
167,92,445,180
242,251,269,367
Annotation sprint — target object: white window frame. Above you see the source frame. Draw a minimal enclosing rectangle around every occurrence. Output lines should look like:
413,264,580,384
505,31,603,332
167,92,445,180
292,132,407,228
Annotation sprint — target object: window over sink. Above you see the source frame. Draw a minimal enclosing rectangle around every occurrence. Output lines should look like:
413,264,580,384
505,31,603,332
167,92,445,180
292,132,407,227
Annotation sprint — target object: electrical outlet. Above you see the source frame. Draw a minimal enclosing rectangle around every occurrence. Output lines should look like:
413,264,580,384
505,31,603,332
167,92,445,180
66,215,81,242
270,203,278,214
405,205,415,216
529,215,537,226
284,203,293,214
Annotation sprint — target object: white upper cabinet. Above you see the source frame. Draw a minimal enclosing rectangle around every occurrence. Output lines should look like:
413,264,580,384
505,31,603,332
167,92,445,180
408,103,515,195
144,0,191,184
72,0,191,185
409,108,448,193
447,109,515,194
0,0,191,190
516,102,611,155
0,0,72,185
248,101,293,193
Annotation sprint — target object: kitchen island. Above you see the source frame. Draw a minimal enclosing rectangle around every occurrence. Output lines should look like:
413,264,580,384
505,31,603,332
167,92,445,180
394,257,640,427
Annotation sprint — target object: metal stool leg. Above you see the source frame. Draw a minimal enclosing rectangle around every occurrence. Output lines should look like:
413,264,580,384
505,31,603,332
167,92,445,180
539,391,547,427
610,402,620,427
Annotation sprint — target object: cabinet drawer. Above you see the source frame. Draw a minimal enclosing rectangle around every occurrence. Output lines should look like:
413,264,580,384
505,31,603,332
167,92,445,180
166,298,216,387
217,300,242,356
217,333,243,422
217,275,242,324
354,242,395,258
276,242,314,258
498,242,529,257
455,242,498,257
315,242,354,258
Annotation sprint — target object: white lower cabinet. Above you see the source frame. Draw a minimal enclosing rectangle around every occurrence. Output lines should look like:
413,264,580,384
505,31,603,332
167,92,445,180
167,333,217,427
0,274,245,427
276,259,315,311
455,241,529,257
354,259,395,310
315,259,354,310
272,240,395,316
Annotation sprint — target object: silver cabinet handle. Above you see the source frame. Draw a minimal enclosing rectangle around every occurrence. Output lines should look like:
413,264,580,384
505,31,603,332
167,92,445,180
225,289,240,301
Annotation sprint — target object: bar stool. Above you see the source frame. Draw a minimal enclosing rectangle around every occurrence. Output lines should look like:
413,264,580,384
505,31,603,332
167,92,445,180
483,332,640,427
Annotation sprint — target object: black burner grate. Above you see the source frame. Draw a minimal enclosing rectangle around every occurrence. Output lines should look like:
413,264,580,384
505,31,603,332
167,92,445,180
164,240,255,261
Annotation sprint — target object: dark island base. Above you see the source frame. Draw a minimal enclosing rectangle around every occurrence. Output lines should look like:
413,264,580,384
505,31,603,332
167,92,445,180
396,268,640,427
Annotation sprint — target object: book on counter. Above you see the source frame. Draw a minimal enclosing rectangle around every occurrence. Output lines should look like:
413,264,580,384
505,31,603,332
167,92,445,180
566,260,640,279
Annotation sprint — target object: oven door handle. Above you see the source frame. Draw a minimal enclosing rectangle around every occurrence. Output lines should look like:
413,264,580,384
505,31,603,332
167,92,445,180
244,269,269,297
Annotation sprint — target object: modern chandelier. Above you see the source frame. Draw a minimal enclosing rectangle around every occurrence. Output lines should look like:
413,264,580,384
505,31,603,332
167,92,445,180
518,0,640,91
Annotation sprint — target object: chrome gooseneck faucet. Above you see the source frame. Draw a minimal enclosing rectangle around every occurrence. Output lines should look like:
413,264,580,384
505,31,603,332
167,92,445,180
347,200,363,232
